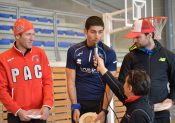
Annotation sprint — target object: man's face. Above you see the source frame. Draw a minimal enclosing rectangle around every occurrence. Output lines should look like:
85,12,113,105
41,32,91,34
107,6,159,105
16,29,35,51
85,26,104,45
133,33,150,47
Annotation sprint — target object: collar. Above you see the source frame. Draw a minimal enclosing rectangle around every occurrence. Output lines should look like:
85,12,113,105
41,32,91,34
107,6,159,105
139,47,154,56
125,95,141,103
13,41,32,56
139,40,162,55
129,40,162,54
129,44,154,56
85,40,102,48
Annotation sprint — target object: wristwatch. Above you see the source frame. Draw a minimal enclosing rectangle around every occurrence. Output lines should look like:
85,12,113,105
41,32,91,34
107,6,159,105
101,108,108,115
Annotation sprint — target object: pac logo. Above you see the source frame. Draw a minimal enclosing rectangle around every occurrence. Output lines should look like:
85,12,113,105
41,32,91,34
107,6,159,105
159,57,166,62
11,65,42,82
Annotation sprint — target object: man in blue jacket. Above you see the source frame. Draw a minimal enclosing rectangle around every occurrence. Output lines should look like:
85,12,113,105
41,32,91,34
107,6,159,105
118,19,175,123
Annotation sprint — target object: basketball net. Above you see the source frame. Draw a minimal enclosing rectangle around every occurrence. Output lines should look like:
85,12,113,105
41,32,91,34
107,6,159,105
141,16,168,40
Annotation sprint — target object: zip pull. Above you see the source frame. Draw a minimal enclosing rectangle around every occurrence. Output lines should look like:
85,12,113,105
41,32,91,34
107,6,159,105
89,50,92,62
12,88,14,99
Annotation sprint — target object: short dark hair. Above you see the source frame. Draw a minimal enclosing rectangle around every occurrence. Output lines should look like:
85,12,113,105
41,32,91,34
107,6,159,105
144,32,154,39
127,70,151,96
85,16,104,30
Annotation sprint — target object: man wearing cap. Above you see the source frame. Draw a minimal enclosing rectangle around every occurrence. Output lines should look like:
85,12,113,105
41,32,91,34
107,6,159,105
0,18,53,123
118,19,175,123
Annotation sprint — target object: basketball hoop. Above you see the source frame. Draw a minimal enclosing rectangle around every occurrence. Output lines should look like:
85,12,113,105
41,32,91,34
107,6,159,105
133,0,147,20
141,16,168,40
134,1,145,19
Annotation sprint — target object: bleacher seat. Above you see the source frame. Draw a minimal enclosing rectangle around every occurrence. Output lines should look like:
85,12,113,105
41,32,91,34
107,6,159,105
64,30,75,36
0,25,12,31
26,16,37,21
11,15,17,19
0,39,12,45
43,41,55,47
0,13,10,18
33,41,43,46
0,13,16,19
34,28,40,33
57,30,65,35
20,15,25,18
48,19,54,23
75,32,85,37
37,17,49,23
58,42,71,48
20,16,37,21
40,29,53,34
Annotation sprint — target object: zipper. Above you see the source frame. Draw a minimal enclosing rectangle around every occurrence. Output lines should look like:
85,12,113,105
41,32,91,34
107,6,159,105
148,55,152,103
148,55,151,78
12,88,14,99
89,50,92,62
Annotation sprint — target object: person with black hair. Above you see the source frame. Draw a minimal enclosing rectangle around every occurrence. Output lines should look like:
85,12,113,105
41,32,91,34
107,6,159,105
94,54,154,123
66,16,117,123
118,19,175,123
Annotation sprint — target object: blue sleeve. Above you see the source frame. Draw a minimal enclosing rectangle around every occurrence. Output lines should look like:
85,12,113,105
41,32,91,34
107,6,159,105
106,50,117,71
66,47,76,69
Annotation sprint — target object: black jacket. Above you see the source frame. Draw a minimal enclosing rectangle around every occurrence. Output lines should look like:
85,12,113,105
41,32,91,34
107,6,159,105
118,40,175,117
102,71,154,123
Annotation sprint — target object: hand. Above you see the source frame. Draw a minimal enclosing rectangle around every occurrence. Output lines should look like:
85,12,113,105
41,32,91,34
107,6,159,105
93,54,107,75
73,109,80,123
94,111,105,123
154,98,173,112
17,109,31,121
40,106,50,120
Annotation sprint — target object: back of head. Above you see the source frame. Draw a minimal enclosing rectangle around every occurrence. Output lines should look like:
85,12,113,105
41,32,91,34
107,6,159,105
127,70,151,96
85,16,104,30
13,18,34,37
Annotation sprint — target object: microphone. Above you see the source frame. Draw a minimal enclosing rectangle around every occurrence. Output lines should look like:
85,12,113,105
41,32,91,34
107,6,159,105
94,43,98,68
94,43,98,55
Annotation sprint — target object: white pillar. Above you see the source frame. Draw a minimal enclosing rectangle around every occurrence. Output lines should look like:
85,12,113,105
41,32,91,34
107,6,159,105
103,13,115,123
